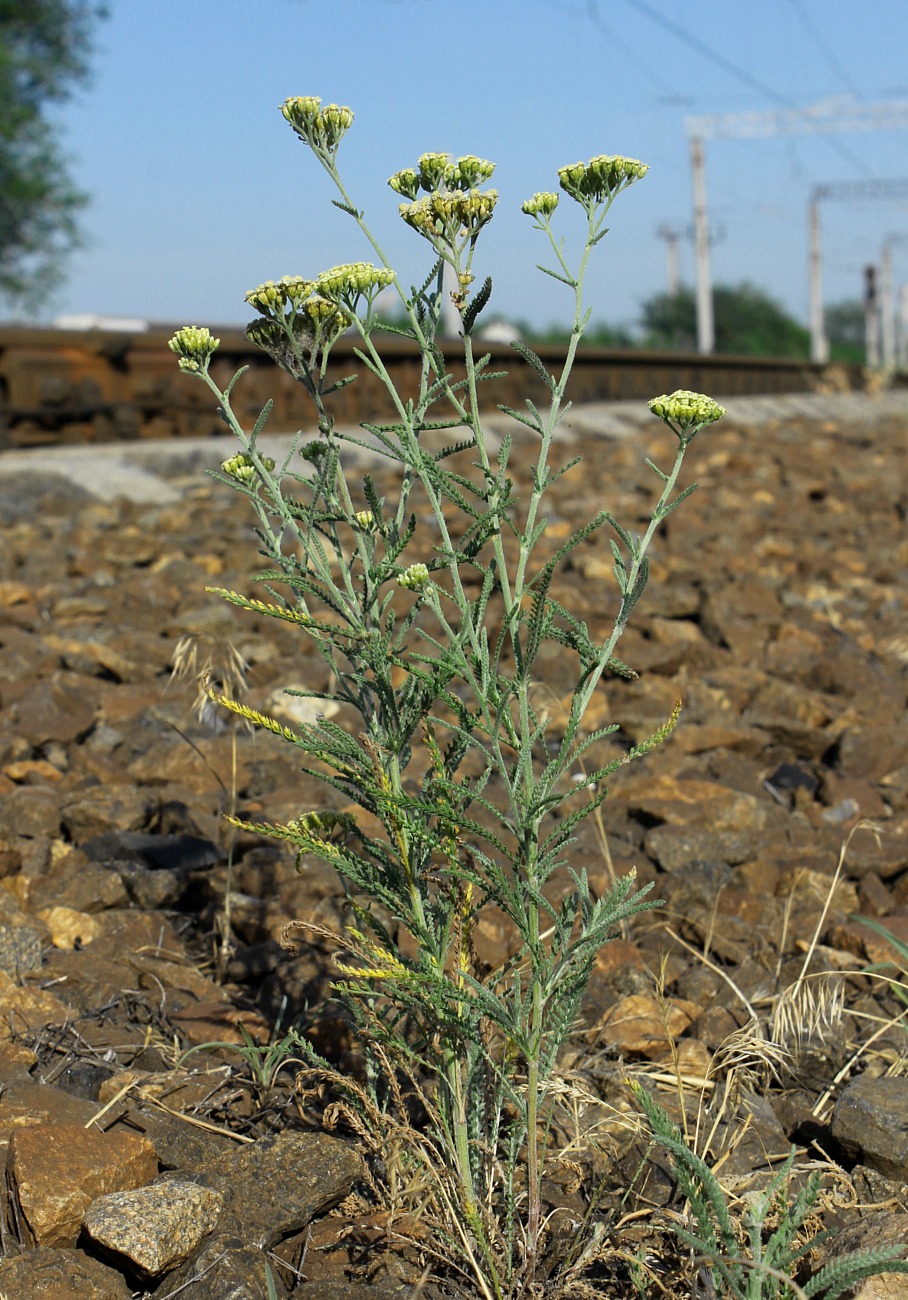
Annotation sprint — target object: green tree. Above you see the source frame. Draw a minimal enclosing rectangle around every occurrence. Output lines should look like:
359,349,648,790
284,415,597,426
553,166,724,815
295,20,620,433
520,317,636,347
641,281,810,358
824,298,865,364
0,1,106,312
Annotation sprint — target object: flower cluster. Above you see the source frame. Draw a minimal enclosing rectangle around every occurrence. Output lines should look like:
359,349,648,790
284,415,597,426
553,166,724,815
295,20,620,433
244,277,347,355
354,509,375,530
221,452,276,484
557,155,648,206
314,262,396,313
648,390,727,442
245,276,314,315
388,152,497,201
397,562,430,590
167,326,220,373
280,96,354,153
521,192,560,219
399,190,498,245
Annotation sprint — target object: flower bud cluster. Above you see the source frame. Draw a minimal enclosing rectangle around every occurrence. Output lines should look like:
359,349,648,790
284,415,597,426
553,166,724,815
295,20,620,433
221,452,276,484
397,562,430,590
354,509,375,530
245,276,315,316
521,192,560,219
399,190,498,245
388,152,496,200
244,278,346,355
557,155,648,206
315,262,396,311
300,440,328,463
281,96,354,153
648,390,726,439
167,326,220,373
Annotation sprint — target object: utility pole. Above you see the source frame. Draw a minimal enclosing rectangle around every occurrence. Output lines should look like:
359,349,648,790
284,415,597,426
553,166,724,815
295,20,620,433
864,265,879,367
808,199,827,362
880,243,895,367
808,182,908,365
879,235,908,367
690,137,713,353
899,284,908,369
656,225,684,296
686,97,908,356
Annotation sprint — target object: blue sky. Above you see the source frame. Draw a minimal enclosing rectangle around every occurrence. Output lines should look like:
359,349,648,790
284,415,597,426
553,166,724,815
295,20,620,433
40,0,908,333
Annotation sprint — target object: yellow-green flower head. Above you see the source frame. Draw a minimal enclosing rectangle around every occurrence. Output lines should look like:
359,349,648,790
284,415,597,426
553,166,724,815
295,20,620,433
281,96,354,152
221,452,276,484
318,103,355,149
354,509,375,530
388,168,420,200
245,276,315,317
399,190,498,244
444,155,496,190
245,280,283,315
299,294,346,341
558,154,648,205
521,192,560,218
315,262,396,306
417,152,451,193
399,196,443,239
168,326,220,372
460,188,498,231
648,390,726,439
397,562,430,590
281,96,322,134
245,317,284,352
278,274,315,307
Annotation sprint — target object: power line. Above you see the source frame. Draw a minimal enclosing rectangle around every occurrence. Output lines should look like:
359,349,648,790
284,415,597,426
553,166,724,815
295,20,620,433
619,0,872,179
786,0,864,100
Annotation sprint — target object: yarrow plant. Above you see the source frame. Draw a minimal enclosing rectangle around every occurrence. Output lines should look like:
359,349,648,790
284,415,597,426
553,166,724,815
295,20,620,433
169,99,727,1297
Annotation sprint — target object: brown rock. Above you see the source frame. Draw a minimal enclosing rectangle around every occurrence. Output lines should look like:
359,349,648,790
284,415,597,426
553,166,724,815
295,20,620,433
622,774,767,834
598,993,699,1056
0,1246,132,1299
0,969,73,1040
36,905,101,948
11,677,98,745
8,1123,158,1247
0,838,22,877
82,1178,222,1277
0,784,61,839
828,913,908,966
830,1075,908,1181
61,784,155,843
185,1130,365,1249
810,1211,908,1299
21,849,130,914
152,1232,288,1298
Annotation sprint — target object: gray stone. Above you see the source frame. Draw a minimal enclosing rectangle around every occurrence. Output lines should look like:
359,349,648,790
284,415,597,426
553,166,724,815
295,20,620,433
644,823,755,872
0,919,44,973
82,1179,223,1277
830,1075,908,1181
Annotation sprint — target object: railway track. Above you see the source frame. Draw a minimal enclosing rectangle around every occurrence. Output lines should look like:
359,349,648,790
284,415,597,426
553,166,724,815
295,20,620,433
0,325,860,449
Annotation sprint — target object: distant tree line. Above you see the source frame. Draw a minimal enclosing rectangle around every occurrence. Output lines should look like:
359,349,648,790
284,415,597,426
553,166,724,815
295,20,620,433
520,283,868,363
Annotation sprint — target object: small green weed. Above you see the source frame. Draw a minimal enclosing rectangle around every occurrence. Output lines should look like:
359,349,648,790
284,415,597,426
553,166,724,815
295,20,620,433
632,1081,908,1299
